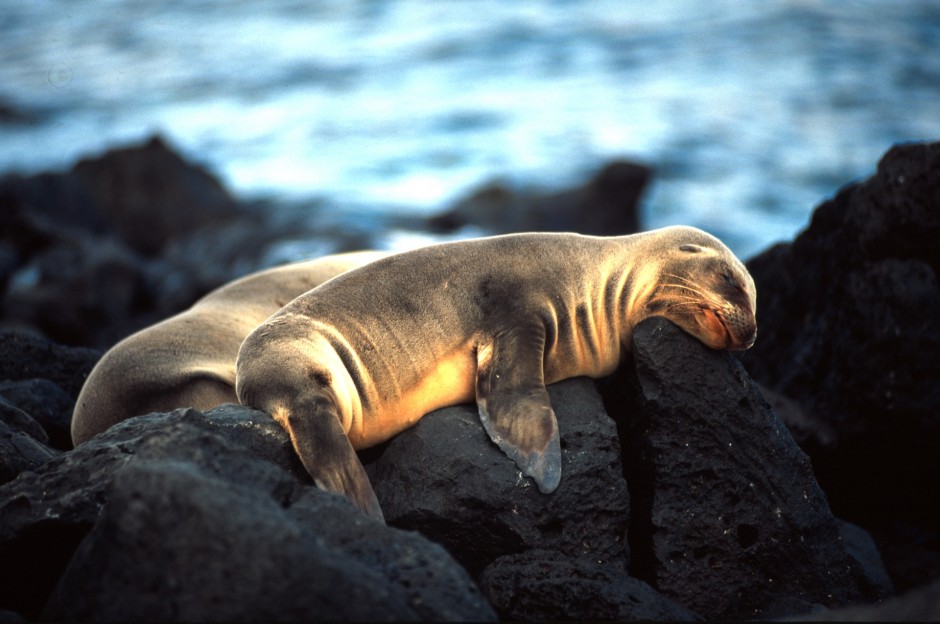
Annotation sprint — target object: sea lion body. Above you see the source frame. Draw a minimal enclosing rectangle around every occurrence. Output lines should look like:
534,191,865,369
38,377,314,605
71,251,388,446
236,227,757,521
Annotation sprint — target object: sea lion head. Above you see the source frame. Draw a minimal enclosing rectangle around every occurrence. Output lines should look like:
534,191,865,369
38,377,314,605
641,226,757,351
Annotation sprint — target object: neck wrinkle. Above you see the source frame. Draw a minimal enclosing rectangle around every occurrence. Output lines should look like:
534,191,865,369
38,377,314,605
616,237,656,355
592,243,639,374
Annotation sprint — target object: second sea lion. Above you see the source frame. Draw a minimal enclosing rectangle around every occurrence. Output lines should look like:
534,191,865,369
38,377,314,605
72,251,388,446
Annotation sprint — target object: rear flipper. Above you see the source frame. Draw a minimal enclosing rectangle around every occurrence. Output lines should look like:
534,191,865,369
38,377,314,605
475,327,562,493
278,395,385,522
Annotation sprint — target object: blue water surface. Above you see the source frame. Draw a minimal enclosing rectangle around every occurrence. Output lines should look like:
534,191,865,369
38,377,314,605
1,0,938,259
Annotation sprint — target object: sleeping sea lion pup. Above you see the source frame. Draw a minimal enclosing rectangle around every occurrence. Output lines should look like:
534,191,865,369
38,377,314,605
235,226,757,521
72,251,388,446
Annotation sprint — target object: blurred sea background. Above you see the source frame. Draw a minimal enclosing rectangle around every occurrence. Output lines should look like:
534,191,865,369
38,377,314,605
1,0,937,260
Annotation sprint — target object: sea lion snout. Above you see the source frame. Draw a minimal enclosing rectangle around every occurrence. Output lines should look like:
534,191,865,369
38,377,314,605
718,305,757,351
682,276,757,351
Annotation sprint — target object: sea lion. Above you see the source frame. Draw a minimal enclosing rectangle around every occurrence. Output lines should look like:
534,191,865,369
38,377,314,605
71,251,388,446
235,226,757,521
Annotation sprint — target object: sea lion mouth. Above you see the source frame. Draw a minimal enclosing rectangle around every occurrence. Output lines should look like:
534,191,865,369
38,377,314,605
703,306,756,351
700,307,734,349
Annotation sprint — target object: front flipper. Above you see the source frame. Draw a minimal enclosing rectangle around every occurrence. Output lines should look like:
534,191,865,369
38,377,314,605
475,325,562,493
277,395,385,522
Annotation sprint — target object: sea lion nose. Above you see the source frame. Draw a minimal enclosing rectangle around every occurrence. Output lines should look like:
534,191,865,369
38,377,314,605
727,310,757,350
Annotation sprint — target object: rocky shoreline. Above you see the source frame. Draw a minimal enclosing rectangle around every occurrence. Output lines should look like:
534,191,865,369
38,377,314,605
1,138,938,620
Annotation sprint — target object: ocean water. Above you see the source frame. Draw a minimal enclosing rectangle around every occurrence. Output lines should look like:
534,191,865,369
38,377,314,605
1,0,937,259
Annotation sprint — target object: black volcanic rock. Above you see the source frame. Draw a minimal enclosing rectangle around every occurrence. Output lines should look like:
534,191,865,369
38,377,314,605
0,395,48,446
0,135,239,259
0,379,75,451
366,377,629,577
789,577,940,622
480,550,700,621
605,317,888,620
0,137,284,347
0,332,99,475
0,331,100,399
364,377,703,621
69,136,239,256
744,140,940,590
428,160,649,235
0,231,151,347
43,458,492,622
0,413,58,484
1,406,495,622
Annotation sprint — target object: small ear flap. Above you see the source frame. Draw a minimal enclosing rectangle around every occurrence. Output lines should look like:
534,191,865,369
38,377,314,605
679,243,704,253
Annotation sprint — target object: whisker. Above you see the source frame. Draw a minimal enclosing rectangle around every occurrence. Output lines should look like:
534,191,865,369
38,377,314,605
664,300,703,310
663,273,725,308
663,274,707,296
664,273,701,287
666,283,706,297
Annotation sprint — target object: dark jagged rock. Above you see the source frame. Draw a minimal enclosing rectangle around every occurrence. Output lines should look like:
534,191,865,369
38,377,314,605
69,136,240,257
0,137,213,347
0,396,47,445
605,317,888,620
0,417,58,484
0,379,74,450
788,577,940,622
1,406,494,622
0,137,273,347
0,394,59,484
44,460,416,622
0,170,104,242
744,141,940,589
836,519,895,598
0,333,99,474
0,411,188,619
1,231,151,348
43,461,492,622
0,135,239,259
0,331,100,399
0,405,324,619
428,160,649,236
480,550,700,621
366,377,630,578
